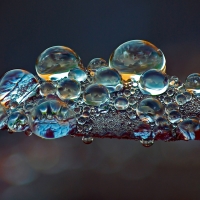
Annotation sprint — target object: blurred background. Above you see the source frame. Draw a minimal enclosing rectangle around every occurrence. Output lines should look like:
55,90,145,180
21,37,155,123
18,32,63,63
1,0,200,199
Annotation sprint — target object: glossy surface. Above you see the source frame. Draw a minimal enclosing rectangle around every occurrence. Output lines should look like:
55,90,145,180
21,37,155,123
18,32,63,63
136,98,164,122
87,58,108,73
29,100,76,139
0,69,39,108
68,68,87,82
56,78,81,100
109,40,166,81
93,67,123,92
36,46,82,81
185,73,200,94
83,84,109,106
138,69,169,95
114,97,129,110
40,82,56,96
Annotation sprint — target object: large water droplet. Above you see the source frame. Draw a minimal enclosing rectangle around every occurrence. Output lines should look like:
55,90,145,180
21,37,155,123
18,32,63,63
29,100,76,139
136,98,164,122
109,40,166,81
138,69,169,95
36,46,83,81
83,84,109,106
93,67,123,92
185,73,200,94
56,78,81,100
0,69,39,108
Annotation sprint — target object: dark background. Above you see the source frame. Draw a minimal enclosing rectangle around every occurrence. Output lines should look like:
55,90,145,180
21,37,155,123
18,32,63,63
0,0,200,199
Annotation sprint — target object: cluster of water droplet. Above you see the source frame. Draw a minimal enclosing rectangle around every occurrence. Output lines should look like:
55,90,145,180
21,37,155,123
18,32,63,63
0,41,200,147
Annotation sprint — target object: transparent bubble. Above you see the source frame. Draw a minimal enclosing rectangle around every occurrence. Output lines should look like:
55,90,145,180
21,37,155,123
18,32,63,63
0,103,7,129
29,100,76,139
175,93,187,105
56,78,81,100
83,84,109,106
178,118,199,140
82,136,93,144
36,46,83,81
165,102,179,114
87,58,108,73
109,40,166,81
163,96,172,104
183,91,192,102
185,73,200,94
114,97,129,110
167,88,174,96
168,110,182,123
68,68,87,82
155,116,169,127
136,98,164,122
93,67,123,92
138,69,169,95
40,82,56,96
8,111,28,132
0,69,39,108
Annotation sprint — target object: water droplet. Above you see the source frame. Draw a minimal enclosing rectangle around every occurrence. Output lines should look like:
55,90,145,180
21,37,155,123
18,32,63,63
77,116,86,125
167,88,174,96
29,100,76,139
163,96,172,104
109,40,166,81
128,96,136,105
82,136,93,144
123,89,131,97
114,97,129,110
0,69,39,108
175,93,187,105
40,82,56,96
36,46,83,81
0,103,7,129
83,84,109,106
155,116,169,126
93,67,123,93
165,102,179,114
185,73,200,94
8,111,28,132
68,68,87,82
140,139,154,147
56,78,81,100
178,118,199,140
87,58,108,73
168,110,182,123
136,98,164,122
138,69,169,95
183,91,192,102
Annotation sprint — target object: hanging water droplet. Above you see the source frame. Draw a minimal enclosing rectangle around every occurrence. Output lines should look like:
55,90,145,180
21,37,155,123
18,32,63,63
36,46,83,81
68,68,87,82
83,84,109,106
93,67,123,93
136,98,164,122
82,136,93,144
40,82,56,96
175,93,187,105
140,139,154,147
56,78,81,100
109,40,166,81
114,97,129,110
138,69,169,95
185,73,200,94
0,69,39,108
